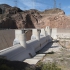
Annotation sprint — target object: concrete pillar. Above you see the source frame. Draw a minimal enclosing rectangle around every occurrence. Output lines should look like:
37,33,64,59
15,29,26,48
51,28,57,40
45,26,51,35
31,29,41,40
40,29,46,36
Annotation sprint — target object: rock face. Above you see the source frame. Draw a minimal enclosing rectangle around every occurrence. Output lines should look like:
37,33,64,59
40,8,65,15
0,4,42,29
0,17,17,29
0,4,70,29
0,8,2,14
36,14,70,28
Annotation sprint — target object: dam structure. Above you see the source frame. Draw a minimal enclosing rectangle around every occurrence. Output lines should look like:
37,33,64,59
0,26,70,64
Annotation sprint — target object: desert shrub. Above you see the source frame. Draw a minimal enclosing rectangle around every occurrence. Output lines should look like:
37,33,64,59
36,62,61,70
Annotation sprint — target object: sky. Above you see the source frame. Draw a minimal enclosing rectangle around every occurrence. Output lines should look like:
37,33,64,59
0,0,70,15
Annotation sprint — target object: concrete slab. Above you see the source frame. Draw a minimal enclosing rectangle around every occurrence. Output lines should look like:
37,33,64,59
24,59,39,65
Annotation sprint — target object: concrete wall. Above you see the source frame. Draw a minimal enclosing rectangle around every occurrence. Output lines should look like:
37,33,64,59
51,28,70,40
57,29,70,39
0,29,15,50
1,28,70,61
0,27,52,61
51,28,57,40
0,30,32,50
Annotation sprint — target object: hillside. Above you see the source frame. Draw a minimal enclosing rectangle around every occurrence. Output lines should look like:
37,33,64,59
0,4,70,29
0,4,41,29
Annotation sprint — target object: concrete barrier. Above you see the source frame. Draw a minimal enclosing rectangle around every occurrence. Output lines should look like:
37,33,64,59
31,29,41,40
0,44,36,61
51,28,57,40
0,27,52,61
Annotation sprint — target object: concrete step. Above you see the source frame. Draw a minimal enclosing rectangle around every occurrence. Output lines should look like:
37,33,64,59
23,54,45,65
24,59,39,65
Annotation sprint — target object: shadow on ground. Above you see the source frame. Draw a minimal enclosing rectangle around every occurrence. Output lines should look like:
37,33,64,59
37,40,59,54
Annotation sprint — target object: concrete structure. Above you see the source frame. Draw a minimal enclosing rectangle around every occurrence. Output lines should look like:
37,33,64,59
31,29,41,40
40,29,46,36
0,27,70,65
57,29,70,39
0,27,52,61
51,28,57,40
1,27,70,62
0,29,15,50
51,28,70,40
45,26,51,35
14,30,26,48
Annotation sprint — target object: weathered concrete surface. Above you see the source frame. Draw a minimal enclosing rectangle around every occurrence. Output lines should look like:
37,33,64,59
0,28,60,63
24,59,39,65
0,30,32,50
0,35,52,61
0,30,15,50
0,44,36,61
51,28,57,39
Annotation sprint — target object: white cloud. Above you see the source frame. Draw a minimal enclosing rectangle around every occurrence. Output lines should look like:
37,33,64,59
0,0,52,11
19,0,48,9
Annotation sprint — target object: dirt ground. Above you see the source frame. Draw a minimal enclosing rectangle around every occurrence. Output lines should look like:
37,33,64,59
42,47,70,70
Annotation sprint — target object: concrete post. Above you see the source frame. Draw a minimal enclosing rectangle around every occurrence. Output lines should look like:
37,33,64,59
40,29,46,36
31,29,41,40
51,28,57,40
37,29,41,40
15,29,26,48
45,26,51,35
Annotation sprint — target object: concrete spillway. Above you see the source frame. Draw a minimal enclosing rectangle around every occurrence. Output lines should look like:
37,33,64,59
0,27,52,61
0,26,70,64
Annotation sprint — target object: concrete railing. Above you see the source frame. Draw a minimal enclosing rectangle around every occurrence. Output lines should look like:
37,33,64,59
0,26,52,61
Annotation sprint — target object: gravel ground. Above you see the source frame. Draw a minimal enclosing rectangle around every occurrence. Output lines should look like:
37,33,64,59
42,47,70,70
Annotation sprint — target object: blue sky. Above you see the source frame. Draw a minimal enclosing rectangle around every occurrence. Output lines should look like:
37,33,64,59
0,0,70,15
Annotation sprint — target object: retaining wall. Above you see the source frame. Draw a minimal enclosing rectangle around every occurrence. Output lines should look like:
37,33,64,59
0,27,52,61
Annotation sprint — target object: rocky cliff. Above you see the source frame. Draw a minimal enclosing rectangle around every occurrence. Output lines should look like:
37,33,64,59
0,4,70,29
0,4,42,29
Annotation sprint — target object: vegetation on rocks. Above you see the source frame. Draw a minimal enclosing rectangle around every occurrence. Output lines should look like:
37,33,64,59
36,62,61,70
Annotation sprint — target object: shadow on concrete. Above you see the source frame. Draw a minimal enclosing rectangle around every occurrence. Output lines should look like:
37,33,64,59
36,41,59,54
36,42,53,54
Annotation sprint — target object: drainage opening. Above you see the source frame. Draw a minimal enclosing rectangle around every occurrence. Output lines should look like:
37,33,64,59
29,53,33,58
